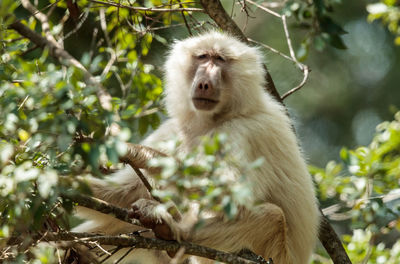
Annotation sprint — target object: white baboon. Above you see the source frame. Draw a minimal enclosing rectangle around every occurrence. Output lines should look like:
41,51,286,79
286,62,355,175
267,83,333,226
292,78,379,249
74,31,320,264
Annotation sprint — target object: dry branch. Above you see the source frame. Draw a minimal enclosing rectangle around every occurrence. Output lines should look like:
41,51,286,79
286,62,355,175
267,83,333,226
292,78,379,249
120,143,167,175
7,231,269,264
319,211,353,264
61,193,142,226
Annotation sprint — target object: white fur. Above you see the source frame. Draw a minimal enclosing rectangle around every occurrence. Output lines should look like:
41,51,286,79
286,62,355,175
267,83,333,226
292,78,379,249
74,31,319,264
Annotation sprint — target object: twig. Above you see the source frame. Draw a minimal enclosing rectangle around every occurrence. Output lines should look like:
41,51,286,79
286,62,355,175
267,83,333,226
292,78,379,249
90,241,112,256
17,95,30,110
20,0,58,45
61,193,142,226
248,38,295,63
100,48,118,79
281,15,299,67
245,0,281,18
62,9,90,41
177,0,192,35
118,143,165,201
99,8,112,47
247,0,310,99
249,18,309,99
88,0,204,13
119,143,167,174
281,65,309,99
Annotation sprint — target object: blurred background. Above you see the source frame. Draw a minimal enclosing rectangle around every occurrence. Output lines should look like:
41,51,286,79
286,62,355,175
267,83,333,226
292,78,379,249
234,0,400,166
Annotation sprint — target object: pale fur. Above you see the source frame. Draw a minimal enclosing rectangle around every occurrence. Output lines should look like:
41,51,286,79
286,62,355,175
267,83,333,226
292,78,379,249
73,31,320,264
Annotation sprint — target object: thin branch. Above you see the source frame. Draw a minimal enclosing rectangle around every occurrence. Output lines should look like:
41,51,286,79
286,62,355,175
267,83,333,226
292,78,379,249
249,19,309,99
177,0,193,35
88,0,204,13
247,0,310,99
120,143,167,174
245,0,281,18
248,38,295,64
101,48,118,79
61,193,142,226
119,143,167,202
281,15,300,67
20,0,58,45
62,9,90,41
281,65,309,99
99,8,112,47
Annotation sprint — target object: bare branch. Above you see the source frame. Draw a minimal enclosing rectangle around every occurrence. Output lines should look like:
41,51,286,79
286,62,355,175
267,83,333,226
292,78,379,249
61,193,142,226
20,0,58,45
319,211,352,264
89,0,204,13
281,15,300,67
245,0,281,18
281,65,309,99
120,143,167,174
248,38,295,64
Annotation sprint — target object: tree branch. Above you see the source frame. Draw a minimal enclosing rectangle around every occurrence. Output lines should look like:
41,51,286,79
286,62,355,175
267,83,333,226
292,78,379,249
120,143,167,175
8,231,270,264
319,211,352,264
61,193,142,226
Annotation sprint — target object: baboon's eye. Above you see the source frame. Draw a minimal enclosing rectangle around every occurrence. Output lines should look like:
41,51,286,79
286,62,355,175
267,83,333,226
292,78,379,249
197,54,207,59
216,55,225,62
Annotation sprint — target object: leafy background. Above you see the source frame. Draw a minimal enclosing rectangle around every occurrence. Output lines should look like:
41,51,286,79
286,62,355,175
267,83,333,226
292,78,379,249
1,0,400,263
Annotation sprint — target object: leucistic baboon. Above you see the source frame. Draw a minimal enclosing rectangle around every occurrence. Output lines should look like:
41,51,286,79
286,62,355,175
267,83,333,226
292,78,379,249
73,31,320,264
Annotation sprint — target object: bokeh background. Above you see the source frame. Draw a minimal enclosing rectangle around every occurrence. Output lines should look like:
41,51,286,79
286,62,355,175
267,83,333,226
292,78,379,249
233,0,400,167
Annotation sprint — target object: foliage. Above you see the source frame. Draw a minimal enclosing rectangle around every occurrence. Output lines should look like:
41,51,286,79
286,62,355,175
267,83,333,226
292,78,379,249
282,0,347,60
312,112,400,263
367,0,400,45
0,0,399,263
148,134,256,219
0,0,169,261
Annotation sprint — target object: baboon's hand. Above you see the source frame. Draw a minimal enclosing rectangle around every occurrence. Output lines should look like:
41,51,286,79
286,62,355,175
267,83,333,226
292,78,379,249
129,198,175,241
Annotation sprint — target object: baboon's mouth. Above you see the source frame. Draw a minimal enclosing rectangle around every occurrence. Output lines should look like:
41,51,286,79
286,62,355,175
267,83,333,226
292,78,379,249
192,98,219,110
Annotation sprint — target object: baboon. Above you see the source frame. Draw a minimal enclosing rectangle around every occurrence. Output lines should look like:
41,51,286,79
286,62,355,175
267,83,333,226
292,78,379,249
74,31,320,264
